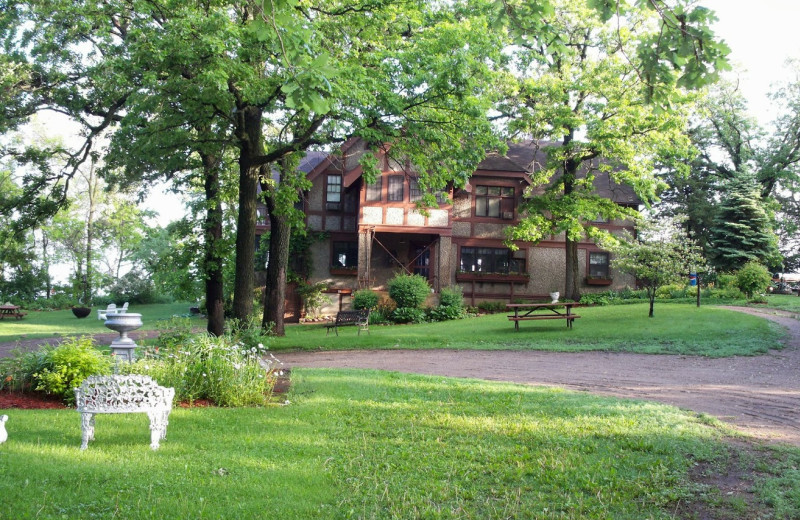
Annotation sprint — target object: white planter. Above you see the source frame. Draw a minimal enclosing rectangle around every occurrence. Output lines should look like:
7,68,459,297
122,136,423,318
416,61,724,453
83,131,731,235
549,292,560,303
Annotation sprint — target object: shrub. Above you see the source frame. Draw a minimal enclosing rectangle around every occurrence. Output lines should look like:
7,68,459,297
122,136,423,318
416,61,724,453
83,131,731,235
476,300,507,313
126,335,279,406
0,345,56,392
390,307,427,324
579,293,611,306
353,289,380,311
438,286,464,309
716,273,738,289
368,309,392,325
428,305,466,321
735,261,772,299
154,316,195,349
297,282,331,318
387,274,430,309
429,286,466,321
33,337,113,404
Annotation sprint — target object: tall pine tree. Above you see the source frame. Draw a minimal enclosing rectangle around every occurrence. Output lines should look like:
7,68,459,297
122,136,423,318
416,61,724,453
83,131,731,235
708,173,780,272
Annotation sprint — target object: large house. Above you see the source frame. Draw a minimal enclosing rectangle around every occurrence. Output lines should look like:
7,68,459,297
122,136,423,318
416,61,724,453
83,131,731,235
256,138,638,318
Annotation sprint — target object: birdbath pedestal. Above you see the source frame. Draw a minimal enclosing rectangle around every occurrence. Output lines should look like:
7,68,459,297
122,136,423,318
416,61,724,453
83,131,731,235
105,313,143,362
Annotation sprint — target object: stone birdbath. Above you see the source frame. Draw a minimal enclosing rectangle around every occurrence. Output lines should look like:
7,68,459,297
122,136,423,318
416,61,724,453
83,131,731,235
105,313,143,363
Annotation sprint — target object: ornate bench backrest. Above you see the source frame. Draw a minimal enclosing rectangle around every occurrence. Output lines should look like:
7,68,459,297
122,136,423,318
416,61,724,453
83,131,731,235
74,375,175,413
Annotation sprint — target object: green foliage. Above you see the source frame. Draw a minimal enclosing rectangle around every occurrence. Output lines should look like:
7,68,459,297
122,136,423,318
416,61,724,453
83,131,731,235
106,269,159,304
32,337,112,404
708,174,781,271
438,286,464,309
296,282,331,318
0,344,55,392
428,286,467,322
579,292,612,306
126,335,277,407
390,307,427,324
352,289,380,311
387,274,431,309
427,304,467,322
475,300,508,313
735,261,772,299
613,217,706,317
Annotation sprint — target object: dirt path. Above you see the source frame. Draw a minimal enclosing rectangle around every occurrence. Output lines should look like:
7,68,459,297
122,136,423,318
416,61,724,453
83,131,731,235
278,306,800,445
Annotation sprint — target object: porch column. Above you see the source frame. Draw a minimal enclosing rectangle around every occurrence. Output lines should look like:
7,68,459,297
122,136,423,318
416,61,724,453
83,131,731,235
438,236,453,290
357,230,372,288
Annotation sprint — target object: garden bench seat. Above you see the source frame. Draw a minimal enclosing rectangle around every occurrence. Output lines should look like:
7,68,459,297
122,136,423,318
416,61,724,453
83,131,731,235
74,375,175,450
325,309,370,336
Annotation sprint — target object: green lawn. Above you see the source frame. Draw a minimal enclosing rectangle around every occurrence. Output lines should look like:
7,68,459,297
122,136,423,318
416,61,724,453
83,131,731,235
271,303,786,357
3,368,798,519
761,293,800,314
0,302,198,344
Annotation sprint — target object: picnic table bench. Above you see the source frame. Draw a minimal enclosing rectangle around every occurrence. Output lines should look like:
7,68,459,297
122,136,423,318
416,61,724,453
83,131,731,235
0,304,26,320
325,309,370,336
507,302,581,331
74,375,175,450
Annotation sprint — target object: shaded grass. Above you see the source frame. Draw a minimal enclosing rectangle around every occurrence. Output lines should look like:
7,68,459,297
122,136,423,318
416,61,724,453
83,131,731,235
271,303,785,357
0,368,771,519
0,302,198,344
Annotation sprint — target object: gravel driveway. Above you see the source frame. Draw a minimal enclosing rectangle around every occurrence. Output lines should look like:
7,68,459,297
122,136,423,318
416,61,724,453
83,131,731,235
277,307,800,445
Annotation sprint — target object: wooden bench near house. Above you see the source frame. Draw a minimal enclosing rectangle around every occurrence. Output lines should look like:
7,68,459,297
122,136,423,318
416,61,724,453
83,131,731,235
325,309,370,336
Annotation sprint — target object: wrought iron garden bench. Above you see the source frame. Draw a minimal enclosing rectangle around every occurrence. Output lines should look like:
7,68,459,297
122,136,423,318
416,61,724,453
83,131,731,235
74,375,175,450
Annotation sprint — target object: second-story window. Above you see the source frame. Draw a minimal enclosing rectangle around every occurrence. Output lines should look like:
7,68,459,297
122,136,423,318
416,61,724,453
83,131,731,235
388,175,404,202
326,175,342,210
409,178,423,202
475,185,515,218
366,177,382,202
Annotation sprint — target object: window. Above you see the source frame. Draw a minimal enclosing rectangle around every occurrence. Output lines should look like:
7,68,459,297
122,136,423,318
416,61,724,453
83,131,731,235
459,247,525,274
409,178,423,202
475,185,515,218
589,252,610,278
366,177,382,202
326,175,342,210
388,175,404,202
332,241,358,268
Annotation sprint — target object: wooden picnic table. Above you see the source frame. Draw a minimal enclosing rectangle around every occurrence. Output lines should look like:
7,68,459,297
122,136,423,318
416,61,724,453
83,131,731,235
0,304,26,320
506,302,581,331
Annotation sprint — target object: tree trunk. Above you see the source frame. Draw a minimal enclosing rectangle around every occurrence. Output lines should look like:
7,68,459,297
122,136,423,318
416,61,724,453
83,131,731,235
262,198,291,336
562,158,581,302
84,160,98,305
41,229,52,299
564,237,581,301
648,288,655,317
232,105,264,321
202,152,225,336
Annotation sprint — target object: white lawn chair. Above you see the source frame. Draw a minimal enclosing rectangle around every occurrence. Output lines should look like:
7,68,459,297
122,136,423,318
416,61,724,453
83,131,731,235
97,303,117,320
118,302,129,314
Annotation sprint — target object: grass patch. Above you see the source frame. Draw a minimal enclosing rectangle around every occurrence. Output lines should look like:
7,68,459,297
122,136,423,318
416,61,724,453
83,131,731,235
271,303,785,357
0,302,198,344
760,294,800,314
4,368,786,519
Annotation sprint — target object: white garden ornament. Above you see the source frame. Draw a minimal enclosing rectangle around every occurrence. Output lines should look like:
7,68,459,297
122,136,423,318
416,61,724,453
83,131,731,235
0,415,7,444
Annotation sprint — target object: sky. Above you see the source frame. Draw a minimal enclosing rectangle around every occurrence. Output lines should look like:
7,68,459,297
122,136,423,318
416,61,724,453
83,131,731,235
702,0,800,125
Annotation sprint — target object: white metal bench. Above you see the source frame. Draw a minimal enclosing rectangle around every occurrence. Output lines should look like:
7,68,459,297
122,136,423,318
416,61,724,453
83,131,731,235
97,302,129,320
74,375,175,450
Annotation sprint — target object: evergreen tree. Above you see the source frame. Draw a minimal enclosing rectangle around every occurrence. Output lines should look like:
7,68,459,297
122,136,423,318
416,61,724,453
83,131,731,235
707,174,780,272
